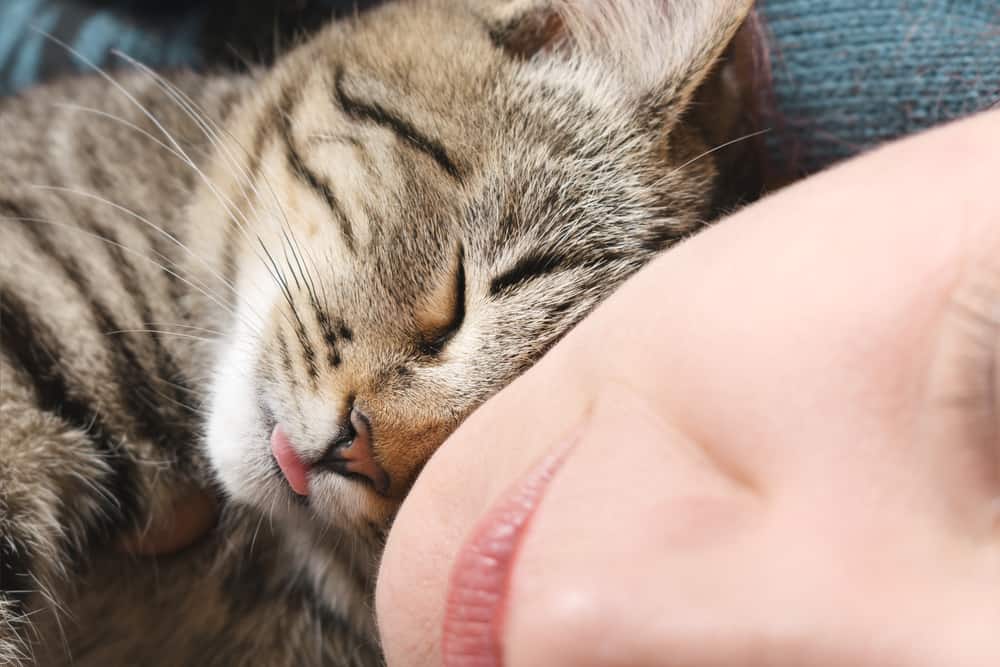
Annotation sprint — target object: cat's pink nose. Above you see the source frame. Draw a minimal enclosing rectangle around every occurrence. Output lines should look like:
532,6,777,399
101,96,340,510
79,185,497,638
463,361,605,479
271,424,311,496
319,407,390,496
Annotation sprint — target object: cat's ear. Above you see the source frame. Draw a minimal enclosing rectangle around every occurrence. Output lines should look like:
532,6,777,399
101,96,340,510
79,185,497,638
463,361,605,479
481,0,755,112
481,0,563,58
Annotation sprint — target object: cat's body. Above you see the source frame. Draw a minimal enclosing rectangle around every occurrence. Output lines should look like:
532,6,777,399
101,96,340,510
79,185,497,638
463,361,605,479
1,1,755,664
1,70,381,665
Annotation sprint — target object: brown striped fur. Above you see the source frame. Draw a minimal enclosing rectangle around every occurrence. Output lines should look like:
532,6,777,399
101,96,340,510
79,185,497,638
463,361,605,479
0,1,754,663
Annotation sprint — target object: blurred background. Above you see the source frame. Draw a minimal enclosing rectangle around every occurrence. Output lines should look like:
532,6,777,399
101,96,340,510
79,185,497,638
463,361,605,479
1,0,996,179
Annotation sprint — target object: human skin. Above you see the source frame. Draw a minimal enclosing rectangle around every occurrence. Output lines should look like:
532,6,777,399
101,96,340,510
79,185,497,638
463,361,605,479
376,109,1000,666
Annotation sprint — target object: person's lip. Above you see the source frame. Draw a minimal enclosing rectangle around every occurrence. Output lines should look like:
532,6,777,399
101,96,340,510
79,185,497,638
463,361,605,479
441,434,579,667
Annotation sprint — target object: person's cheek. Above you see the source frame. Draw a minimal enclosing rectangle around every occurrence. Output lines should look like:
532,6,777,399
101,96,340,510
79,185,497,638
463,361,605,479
504,384,765,667
498,381,963,667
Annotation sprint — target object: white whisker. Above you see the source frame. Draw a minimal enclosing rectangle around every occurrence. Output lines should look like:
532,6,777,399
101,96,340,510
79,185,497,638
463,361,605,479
1,215,259,335
51,102,192,163
27,185,265,329
111,52,294,298
31,30,280,318
114,52,327,321
104,328,217,343
667,127,771,178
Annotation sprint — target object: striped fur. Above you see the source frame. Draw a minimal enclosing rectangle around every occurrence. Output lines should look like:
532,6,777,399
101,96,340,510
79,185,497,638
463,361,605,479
0,1,754,663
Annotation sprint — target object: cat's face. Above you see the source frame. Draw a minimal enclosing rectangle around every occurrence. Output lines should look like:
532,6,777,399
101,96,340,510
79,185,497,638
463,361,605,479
196,0,753,536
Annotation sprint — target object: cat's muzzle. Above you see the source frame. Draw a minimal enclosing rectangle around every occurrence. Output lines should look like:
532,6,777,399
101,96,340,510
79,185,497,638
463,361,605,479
270,406,390,497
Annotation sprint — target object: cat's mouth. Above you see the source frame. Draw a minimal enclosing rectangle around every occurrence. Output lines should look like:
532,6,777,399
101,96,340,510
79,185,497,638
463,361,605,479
270,423,313,495
257,400,304,499
257,398,392,499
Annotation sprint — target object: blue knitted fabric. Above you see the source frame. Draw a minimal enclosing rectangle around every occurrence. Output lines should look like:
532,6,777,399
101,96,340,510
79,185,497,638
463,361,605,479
757,0,1000,175
0,0,204,95
0,0,359,96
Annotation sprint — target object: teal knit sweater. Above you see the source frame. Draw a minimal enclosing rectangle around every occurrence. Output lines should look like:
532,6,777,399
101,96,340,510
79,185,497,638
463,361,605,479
758,0,1000,174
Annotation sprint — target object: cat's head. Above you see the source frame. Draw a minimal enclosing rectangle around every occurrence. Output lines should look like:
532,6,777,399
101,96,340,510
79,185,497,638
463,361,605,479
195,0,754,537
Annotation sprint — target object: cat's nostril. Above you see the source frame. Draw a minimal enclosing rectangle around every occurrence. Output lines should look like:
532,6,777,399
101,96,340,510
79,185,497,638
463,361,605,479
328,421,356,452
318,407,390,495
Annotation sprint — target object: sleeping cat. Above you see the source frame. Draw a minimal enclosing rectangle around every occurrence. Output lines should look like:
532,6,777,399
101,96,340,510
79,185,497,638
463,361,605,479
0,0,756,664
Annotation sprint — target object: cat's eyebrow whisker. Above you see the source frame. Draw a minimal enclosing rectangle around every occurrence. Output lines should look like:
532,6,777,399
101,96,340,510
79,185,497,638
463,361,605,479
133,322,229,336
118,52,325,322
112,52,299,301
111,54,261,213
53,99,288,309
33,32,249,224
31,31,276,310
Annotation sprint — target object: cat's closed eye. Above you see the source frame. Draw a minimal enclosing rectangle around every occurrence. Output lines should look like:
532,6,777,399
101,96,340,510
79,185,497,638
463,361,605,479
416,244,466,357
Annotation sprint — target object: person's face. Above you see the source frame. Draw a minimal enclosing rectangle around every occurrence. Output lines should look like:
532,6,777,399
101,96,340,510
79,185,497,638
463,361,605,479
376,112,1000,666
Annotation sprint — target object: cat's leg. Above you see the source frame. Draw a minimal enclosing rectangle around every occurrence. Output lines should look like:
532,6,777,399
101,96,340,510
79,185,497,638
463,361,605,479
0,378,144,664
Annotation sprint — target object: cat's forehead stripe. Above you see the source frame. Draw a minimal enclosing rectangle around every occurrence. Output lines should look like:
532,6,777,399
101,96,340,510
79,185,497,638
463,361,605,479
279,81,357,254
334,65,463,181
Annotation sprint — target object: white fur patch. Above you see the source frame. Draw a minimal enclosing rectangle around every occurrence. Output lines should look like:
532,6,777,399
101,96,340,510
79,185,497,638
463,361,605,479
204,261,280,502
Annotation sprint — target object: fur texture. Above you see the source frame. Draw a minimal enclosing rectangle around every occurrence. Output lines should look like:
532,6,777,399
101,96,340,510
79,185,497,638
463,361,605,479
0,1,753,663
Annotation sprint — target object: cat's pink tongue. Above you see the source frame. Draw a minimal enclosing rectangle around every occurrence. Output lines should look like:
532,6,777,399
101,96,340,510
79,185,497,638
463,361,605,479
270,424,310,496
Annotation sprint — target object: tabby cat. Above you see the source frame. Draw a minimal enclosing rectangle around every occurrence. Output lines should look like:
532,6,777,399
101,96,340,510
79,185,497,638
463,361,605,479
0,0,755,664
